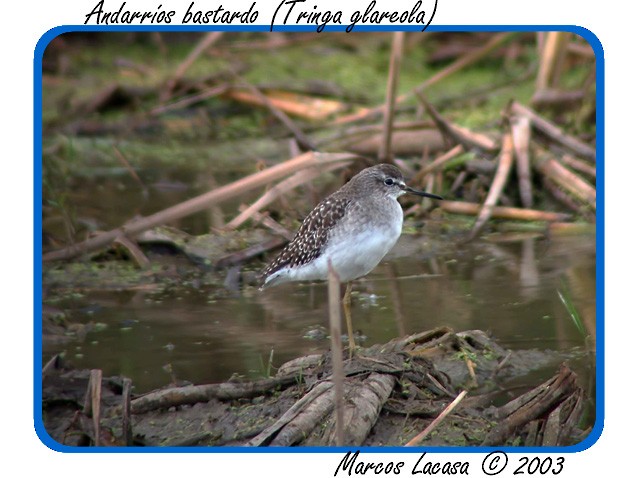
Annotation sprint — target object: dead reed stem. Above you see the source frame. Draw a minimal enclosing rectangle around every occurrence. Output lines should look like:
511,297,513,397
560,154,596,179
535,32,570,91
440,200,570,222
225,160,351,230
379,32,405,163
82,369,103,446
535,157,596,210
328,261,345,447
43,152,359,262
404,390,468,446
511,101,595,162
511,115,533,208
469,133,515,239
413,144,464,184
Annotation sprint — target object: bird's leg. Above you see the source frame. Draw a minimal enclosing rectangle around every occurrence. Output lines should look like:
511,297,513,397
342,282,355,358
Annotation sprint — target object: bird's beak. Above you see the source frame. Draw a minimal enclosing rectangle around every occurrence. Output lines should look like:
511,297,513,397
400,183,443,200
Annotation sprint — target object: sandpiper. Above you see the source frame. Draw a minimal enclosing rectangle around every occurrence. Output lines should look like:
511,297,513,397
260,163,442,353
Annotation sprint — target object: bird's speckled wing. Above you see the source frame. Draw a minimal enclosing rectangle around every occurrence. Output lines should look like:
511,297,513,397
260,195,351,285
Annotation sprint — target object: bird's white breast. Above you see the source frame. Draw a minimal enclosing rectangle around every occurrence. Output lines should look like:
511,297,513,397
276,198,403,284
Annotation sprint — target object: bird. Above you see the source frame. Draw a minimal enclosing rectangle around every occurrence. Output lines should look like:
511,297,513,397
259,163,442,354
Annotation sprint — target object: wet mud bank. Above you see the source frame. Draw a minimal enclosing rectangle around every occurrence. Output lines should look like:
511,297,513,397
42,327,588,447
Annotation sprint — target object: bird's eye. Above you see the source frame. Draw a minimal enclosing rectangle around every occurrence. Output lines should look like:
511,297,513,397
384,178,394,186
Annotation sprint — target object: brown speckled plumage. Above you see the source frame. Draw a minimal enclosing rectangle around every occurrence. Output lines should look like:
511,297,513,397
260,164,441,289
261,196,352,282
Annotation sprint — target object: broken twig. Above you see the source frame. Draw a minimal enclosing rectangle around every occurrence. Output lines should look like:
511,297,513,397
469,133,515,239
413,144,464,185
404,390,468,446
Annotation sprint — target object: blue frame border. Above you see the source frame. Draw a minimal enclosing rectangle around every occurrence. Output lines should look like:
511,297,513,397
34,24,604,453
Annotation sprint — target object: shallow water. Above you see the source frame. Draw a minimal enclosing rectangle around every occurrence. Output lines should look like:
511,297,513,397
42,232,596,398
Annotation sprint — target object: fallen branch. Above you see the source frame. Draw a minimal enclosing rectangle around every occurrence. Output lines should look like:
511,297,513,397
560,153,596,179
129,373,299,414
440,200,570,222
43,151,360,262
511,101,595,162
322,373,396,446
535,156,596,210
113,236,150,268
541,177,588,216
247,381,334,446
482,364,579,446
536,389,584,446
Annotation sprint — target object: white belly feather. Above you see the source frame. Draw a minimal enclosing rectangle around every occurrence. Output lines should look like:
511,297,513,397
275,200,403,284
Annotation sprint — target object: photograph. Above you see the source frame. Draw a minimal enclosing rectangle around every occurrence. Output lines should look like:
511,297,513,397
38,29,598,449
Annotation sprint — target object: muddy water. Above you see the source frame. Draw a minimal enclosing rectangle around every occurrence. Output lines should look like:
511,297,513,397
42,232,596,398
